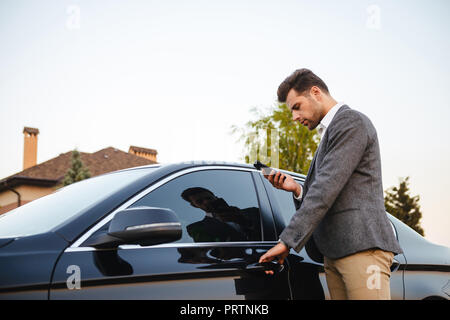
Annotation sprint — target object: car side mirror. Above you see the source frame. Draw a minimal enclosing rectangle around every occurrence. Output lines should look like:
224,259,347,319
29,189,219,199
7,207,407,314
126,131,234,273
85,207,182,248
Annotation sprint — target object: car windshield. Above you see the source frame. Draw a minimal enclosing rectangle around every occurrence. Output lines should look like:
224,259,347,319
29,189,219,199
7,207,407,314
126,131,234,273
0,167,158,239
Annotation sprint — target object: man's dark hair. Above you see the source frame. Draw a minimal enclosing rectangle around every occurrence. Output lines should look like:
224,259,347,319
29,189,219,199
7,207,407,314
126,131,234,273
277,68,329,103
181,187,214,202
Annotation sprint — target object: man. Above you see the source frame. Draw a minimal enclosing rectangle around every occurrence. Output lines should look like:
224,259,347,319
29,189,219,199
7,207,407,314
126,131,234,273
259,68,403,300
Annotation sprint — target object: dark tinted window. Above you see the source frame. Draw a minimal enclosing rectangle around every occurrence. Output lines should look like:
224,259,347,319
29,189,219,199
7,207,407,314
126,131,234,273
0,168,156,239
130,169,262,243
263,177,303,226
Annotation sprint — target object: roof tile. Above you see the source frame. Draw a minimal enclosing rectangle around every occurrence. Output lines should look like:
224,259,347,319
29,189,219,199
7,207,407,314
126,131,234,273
3,147,156,182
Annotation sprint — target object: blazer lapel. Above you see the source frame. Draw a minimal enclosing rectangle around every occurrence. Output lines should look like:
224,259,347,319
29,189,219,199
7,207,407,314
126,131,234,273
303,105,350,190
304,149,318,185
305,130,328,185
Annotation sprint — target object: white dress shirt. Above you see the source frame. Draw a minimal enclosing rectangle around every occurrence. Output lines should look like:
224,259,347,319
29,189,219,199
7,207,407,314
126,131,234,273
316,102,345,139
293,102,345,200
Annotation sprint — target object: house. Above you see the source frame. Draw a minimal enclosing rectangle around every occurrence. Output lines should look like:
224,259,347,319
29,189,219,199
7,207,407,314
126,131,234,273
0,127,158,215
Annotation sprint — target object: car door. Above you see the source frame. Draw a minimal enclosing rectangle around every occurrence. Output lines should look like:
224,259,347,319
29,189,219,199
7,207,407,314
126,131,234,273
49,166,292,299
260,174,326,299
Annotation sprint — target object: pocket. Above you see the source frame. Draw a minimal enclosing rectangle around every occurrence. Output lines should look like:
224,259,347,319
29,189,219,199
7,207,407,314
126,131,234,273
386,251,394,266
369,249,394,269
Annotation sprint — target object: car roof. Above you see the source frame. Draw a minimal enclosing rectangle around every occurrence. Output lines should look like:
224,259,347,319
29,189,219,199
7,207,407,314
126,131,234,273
122,161,307,180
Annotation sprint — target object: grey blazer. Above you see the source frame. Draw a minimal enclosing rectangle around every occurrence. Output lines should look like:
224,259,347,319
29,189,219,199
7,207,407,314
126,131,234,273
279,105,403,260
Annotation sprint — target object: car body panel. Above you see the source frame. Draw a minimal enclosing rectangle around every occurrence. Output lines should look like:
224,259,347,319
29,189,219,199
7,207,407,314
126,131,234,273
50,243,292,300
49,165,292,299
0,232,68,299
388,214,450,300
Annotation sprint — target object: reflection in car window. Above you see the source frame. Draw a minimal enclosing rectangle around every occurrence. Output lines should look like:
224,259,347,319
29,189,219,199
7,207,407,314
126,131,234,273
263,177,303,226
130,170,262,243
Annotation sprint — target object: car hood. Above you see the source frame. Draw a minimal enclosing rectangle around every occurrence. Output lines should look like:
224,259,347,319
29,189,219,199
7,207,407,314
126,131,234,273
0,232,68,253
0,232,69,294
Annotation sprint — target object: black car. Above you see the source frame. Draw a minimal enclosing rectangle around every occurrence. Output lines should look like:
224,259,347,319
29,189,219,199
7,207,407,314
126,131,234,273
0,162,449,299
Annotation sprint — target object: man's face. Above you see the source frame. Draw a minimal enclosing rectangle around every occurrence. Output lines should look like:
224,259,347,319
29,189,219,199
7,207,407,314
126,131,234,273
286,87,324,131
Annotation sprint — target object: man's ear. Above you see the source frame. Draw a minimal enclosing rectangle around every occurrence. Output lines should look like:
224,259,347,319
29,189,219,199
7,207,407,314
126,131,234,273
310,86,321,97
309,86,323,102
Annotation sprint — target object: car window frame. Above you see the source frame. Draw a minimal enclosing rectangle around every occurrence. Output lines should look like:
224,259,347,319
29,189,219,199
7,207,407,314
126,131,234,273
387,216,399,240
127,168,265,244
68,166,277,252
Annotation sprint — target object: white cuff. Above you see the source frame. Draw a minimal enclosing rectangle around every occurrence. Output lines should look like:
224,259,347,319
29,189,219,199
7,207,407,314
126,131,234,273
278,239,290,249
293,183,303,200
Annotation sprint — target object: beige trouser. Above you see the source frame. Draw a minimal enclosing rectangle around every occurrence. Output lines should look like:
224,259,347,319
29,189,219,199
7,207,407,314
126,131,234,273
324,248,394,300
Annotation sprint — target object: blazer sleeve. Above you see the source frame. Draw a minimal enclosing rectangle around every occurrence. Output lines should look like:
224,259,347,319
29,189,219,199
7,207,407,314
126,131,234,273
292,183,303,210
293,196,301,211
280,112,369,253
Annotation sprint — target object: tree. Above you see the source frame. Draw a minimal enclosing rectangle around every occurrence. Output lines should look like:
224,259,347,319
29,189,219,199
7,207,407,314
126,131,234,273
63,149,91,186
231,103,320,173
384,176,425,236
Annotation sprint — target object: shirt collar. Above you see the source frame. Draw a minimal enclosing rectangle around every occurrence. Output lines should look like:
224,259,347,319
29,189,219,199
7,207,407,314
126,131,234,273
317,102,345,138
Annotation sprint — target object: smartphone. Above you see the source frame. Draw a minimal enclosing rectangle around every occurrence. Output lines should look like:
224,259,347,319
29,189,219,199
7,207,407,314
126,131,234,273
253,160,276,176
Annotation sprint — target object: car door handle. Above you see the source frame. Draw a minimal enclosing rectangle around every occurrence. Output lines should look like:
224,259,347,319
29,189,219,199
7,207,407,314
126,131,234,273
246,261,284,273
390,258,400,272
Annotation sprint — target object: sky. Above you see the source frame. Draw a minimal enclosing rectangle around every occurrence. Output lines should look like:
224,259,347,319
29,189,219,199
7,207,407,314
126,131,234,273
0,0,449,247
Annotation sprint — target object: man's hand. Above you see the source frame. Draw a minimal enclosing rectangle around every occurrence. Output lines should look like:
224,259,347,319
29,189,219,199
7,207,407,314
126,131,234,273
259,242,289,275
265,170,302,197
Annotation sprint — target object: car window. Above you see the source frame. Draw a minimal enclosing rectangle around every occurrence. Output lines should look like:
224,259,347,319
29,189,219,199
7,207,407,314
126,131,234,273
129,169,262,243
0,168,157,239
262,177,303,226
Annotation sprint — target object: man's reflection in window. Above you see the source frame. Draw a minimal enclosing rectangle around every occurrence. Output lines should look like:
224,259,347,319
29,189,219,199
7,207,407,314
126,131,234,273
181,187,260,243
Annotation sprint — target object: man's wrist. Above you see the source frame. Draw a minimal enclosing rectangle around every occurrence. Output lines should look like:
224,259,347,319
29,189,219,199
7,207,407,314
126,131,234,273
278,239,290,250
293,183,303,200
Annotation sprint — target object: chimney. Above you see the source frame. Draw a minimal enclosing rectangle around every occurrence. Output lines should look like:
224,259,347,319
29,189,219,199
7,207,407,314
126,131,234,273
23,127,39,170
128,145,158,162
